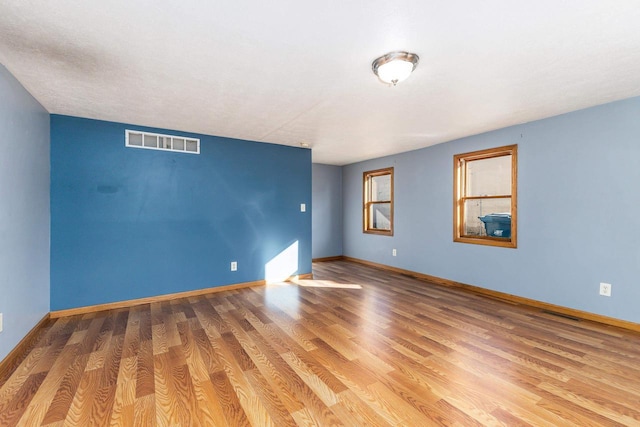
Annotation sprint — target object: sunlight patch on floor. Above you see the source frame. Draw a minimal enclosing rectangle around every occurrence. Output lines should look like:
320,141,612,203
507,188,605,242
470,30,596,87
296,279,362,289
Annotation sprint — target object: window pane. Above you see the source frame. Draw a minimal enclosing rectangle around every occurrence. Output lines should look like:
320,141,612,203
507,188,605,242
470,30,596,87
128,132,143,146
173,138,185,151
466,155,511,196
143,134,158,148
186,139,198,152
463,198,511,237
369,203,391,230
371,175,391,201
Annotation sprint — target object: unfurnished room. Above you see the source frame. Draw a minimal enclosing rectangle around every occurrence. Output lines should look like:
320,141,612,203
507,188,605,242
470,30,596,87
1,1,640,426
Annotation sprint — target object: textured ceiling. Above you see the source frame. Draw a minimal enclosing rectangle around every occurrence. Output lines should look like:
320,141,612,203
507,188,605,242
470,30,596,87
2,1,640,165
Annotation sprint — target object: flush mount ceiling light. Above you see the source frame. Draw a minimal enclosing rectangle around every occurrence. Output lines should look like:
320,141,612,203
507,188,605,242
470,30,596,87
372,51,419,86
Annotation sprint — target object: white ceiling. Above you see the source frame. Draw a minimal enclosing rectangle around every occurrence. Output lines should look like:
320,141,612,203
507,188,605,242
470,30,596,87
2,1,640,165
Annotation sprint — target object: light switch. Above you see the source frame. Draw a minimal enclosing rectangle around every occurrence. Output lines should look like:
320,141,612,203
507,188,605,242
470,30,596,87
300,203,306,212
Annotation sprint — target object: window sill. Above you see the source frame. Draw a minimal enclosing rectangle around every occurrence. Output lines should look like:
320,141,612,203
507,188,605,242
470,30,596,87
364,229,394,236
454,236,516,248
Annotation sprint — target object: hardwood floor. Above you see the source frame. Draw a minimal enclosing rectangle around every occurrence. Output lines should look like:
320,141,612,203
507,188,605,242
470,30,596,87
1,260,639,426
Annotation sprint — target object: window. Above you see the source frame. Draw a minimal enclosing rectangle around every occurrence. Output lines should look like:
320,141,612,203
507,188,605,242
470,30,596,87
363,167,393,235
126,130,200,154
454,145,517,248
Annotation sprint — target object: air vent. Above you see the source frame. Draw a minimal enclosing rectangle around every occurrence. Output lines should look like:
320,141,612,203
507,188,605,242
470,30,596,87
125,130,200,154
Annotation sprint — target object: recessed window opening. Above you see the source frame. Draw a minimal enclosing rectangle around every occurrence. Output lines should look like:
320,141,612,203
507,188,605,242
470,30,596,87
454,145,517,248
363,167,394,236
126,130,200,154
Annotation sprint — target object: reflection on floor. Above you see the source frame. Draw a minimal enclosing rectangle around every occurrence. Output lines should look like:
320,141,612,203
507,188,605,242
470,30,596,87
1,259,639,426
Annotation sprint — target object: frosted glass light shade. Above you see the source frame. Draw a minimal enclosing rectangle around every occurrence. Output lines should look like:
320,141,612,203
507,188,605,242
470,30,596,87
372,51,419,86
377,60,414,85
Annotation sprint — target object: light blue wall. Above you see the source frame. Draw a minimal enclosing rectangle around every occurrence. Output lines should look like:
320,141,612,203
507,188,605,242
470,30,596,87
0,65,50,361
344,97,640,323
51,116,311,311
312,163,343,258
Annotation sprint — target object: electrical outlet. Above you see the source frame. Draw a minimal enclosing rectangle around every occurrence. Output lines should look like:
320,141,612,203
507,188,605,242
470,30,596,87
0,313,3,333
230,261,238,271
392,249,397,256
599,282,612,297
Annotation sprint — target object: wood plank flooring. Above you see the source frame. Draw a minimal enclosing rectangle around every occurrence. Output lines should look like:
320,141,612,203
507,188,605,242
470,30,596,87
1,260,640,426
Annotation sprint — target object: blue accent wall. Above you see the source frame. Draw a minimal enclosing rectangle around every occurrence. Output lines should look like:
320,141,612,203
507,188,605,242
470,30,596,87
312,164,343,258
343,97,640,324
0,65,50,361
51,116,311,310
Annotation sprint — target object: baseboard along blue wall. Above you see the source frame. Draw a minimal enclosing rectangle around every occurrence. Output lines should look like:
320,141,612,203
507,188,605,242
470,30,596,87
51,115,311,310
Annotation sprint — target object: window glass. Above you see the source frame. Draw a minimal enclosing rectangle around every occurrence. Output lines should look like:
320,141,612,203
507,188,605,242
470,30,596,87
371,175,391,201
466,155,511,196
129,132,143,146
173,138,185,151
143,134,158,148
369,203,392,230
463,198,511,237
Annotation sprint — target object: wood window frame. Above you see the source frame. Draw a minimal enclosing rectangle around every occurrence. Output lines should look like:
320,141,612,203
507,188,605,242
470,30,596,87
363,167,394,236
453,145,517,248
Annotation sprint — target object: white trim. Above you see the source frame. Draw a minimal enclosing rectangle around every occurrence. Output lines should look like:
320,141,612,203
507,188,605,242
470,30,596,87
125,129,200,154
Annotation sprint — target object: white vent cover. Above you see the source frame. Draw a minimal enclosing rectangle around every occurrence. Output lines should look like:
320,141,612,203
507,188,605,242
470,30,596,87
126,130,200,154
